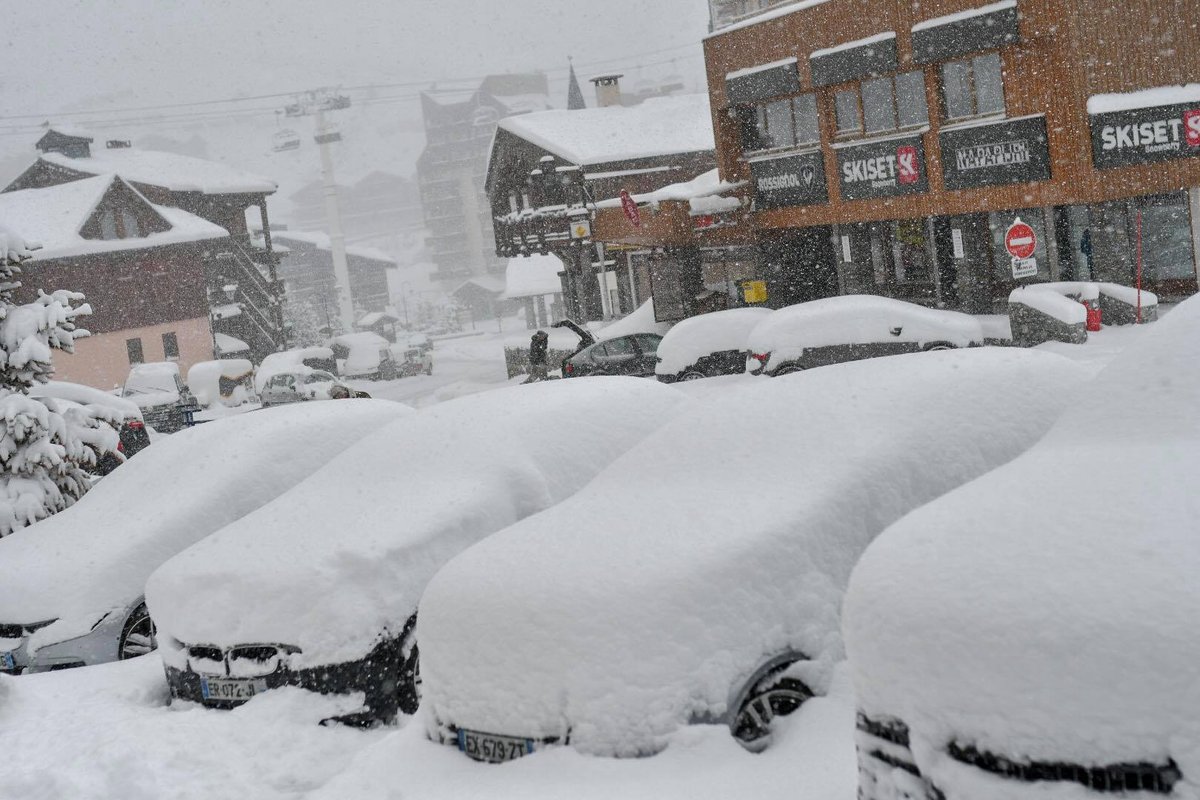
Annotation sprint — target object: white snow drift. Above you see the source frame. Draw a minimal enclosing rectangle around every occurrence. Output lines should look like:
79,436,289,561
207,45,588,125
843,296,1200,800
419,347,1088,758
0,400,406,670
147,378,689,672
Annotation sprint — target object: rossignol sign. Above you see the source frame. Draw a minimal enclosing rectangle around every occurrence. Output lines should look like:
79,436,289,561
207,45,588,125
750,150,828,210
1090,101,1200,169
836,135,928,201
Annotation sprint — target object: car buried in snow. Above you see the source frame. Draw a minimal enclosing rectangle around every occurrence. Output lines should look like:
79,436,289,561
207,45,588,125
0,400,406,675
417,347,1088,762
145,378,687,725
842,298,1200,800
745,295,984,377
654,307,772,382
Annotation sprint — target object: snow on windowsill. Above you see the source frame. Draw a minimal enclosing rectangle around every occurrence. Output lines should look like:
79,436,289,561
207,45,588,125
725,57,799,82
1088,83,1200,115
911,0,1016,33
810,31,895,60
743,144,822,163
938,112,1038,132
830,126,930,150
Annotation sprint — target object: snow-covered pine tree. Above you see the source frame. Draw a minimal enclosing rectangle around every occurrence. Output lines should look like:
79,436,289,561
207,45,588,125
0,225,102,537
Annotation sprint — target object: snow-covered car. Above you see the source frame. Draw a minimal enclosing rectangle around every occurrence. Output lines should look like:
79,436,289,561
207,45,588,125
121,361,200,432
0,400,407,675
332,331,397,380
29,380,150,473
387,343,433,377
745,295,984,376
418,348,1087,761
187,359,256,408
259,368,367,407
654,307,772,382
255,346,339,394
842,299,1200,800
147,378,687,724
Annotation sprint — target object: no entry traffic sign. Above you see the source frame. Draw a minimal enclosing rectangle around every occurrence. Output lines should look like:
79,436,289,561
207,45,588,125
1005,218,1037,260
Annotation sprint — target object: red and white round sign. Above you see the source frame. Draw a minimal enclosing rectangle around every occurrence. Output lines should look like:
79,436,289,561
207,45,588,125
1005,218,1037,260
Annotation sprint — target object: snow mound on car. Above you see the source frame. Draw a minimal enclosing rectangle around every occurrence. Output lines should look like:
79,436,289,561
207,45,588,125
419,347,1088,756
655,307,772,376
146,377,689,668
843,295,1200,792
0,399,408,648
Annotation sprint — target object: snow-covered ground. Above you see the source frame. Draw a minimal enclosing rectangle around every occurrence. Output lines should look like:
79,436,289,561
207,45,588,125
0,316,1163,800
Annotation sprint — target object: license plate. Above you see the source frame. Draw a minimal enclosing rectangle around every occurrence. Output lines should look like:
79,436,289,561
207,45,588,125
200,676,267,702
457,728,534,763
1,652,13,671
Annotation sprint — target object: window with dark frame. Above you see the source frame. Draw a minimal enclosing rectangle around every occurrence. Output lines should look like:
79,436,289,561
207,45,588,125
835,88,862,135
854,71,929,136
126,337,144,365
743,93,820,154
940,52,1005,121
162,332,180,360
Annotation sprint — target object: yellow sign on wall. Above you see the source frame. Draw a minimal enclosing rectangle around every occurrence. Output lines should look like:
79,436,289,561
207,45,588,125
742,280,768,304
571,219,592,240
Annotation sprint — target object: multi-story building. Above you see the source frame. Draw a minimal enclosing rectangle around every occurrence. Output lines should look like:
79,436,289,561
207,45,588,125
272,229,394,324
598,0,1200,318
416,74,551,307
7,129,288,362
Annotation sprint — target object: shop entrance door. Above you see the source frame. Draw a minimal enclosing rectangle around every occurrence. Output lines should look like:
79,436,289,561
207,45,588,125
940,214,994,313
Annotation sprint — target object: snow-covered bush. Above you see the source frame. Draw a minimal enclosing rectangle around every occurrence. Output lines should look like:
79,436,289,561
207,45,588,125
0,226,98,537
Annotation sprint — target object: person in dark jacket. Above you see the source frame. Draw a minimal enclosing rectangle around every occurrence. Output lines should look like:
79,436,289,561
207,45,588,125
528,330,549,381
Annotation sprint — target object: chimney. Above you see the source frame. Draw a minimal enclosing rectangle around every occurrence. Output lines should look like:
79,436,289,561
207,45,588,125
589,74,624,108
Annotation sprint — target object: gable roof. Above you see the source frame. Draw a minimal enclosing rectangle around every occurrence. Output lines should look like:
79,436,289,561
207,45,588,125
272,230,395,264
496,94,714,167
0,174,228,260
38,147,277,196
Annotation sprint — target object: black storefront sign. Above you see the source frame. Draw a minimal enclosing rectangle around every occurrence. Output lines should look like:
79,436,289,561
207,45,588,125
751,151,828,210
911,3,1020,64
726,60,801,106
940,115,1051,190
836,135,929,201
1090,101,1200,169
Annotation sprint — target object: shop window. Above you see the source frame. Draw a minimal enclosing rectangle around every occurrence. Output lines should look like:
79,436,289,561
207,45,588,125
896,72,930,128
162,331,180,360
835,89,862,135
1136,194,1195,282
126,337,144,365
861,78,896,134
941,52,1005,121
744,94,819,153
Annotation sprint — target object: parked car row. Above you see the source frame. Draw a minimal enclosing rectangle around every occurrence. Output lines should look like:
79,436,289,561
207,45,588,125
2,297,1190,794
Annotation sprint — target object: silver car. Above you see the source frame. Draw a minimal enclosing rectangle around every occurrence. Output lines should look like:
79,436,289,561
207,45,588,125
259,368,357,407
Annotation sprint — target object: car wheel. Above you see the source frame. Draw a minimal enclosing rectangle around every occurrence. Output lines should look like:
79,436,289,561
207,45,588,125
923,342,956,352
118,604,157,660
773,364,804,376
680,371,706,381
730,665,813,750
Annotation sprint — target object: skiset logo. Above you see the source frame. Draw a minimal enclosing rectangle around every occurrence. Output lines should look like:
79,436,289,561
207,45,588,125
842,144,921,188
1099,107,1200,154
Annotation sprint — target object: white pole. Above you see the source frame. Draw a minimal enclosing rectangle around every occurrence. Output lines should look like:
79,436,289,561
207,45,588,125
316,107,355,331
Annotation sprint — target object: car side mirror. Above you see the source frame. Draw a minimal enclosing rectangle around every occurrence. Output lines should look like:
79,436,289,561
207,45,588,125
890,327,903,337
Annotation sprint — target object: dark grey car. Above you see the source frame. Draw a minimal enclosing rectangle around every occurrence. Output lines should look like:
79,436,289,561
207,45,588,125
562,334,662,378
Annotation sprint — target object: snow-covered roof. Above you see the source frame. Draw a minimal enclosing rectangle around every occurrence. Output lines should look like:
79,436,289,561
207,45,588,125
499,254,563,300
705,0,834,38
453,274,505,295
40,147,277,195
273,230,395,264
497,94,715,167
214,332,250,354
355,310,399,327
0,174,228,261
1087,83,1200,114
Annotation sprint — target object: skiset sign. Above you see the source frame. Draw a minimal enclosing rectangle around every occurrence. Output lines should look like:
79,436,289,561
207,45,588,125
1090,101,1200,169
836,135,928,200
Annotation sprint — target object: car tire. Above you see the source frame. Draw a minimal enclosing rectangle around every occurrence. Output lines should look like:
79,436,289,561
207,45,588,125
923,342,957,352
680,371,706,382
772,364,804,376
730,662,813,751
118,604,157,661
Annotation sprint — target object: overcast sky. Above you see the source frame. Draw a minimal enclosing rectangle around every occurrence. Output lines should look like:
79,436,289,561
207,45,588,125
3,0,712,118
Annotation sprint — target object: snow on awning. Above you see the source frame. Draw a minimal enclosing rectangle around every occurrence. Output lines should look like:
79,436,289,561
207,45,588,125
910,0,1020,64
725,57,801,106
1088,84,1200,115
810,32,897,88
705,0,833,38
499,254,564,300
214,332,250,355
593,169,746,215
